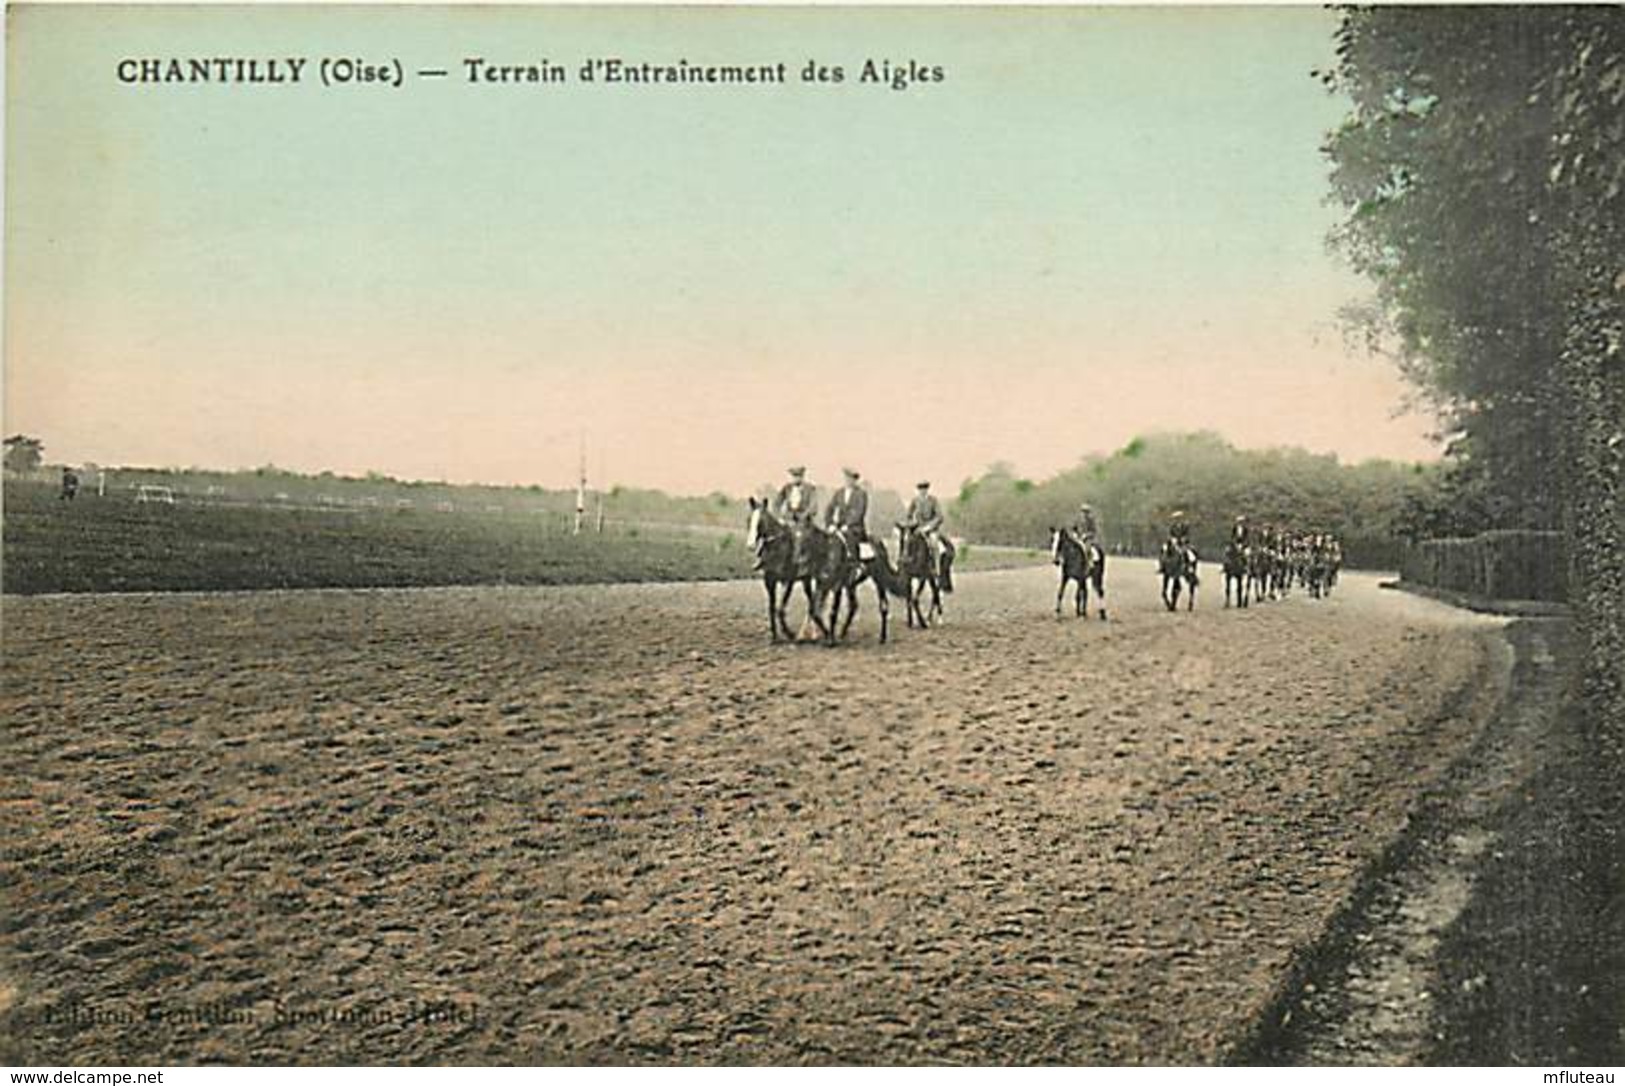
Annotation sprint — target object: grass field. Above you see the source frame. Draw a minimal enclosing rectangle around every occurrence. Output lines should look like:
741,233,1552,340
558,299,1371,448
1,482,1044,594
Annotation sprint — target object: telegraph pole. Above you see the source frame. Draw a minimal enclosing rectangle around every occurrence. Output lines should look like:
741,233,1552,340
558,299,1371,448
595,448,606,534
574,433,587,535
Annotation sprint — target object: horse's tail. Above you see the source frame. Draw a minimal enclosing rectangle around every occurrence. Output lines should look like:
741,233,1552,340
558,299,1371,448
939,546,955,594
868,543,911,599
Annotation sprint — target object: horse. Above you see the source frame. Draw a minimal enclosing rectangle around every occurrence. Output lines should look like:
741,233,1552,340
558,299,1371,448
823,531,911,644
1159,537,1200,612
1223,540,1250,608
1050,528,1107,619
1272,543,1294,599
1247,543,1273,603
746,498,829,643
896,524,954,628
1306,544,1331,599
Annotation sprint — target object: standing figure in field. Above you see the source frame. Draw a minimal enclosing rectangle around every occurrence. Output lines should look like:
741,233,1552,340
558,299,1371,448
1055,502,1108,619
1223,514,1252,609
60,467,79,502
897,480,956,626
1159,510,1200,612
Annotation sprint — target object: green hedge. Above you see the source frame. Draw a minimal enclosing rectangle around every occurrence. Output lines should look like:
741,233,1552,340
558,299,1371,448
1401,530,1568,602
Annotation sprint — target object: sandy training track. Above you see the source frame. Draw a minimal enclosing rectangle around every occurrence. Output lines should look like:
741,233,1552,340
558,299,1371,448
1,561,1508,1064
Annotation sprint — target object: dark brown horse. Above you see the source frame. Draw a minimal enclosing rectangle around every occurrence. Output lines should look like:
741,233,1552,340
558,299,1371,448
747,499,828,643
1159,537,1199,612
1223,540,1250,608
1050,528,1107,619
895,524,954,628
825,533,911,644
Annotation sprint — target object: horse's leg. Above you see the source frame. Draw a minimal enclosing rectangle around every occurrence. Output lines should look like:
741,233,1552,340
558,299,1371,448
1078,573,1088,618
777,579,798,639
875,579,889,644
840,584,859,640
803,579,832,643
823,582,842,645
797,579,816,639
766,577,780,641
1056,573,1066,617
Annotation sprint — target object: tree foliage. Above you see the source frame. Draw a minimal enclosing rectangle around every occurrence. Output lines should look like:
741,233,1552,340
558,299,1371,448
1322,7,1622,713
950,431,1436,567
3,435,44,474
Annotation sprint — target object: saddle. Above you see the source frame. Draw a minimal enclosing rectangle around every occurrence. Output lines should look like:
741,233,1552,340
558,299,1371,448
832,525,875,563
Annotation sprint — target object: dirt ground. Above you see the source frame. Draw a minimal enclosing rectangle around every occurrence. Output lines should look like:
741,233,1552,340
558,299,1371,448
1238,618,1625,1067
1,561,1509,1064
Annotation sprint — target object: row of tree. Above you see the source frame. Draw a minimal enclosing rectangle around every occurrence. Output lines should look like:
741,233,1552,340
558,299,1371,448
947,431,1437,567
1319,7,1621,721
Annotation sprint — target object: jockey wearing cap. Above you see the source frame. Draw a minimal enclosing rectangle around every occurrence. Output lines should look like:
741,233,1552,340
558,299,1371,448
774,466,819,569
776,466,818,526
824,467,870,560
1168,510,1191,546
1165,510,1198,569
1230,514,1251,547
903,480,947,564
1066,503,1100,551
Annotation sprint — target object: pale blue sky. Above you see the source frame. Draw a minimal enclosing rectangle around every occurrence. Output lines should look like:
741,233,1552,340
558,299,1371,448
6,6,1435,493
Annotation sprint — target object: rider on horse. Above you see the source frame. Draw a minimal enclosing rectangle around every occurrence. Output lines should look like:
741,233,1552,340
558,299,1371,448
903,481,947,565
1068,503,1100,550
773,466,820,570
1230,514,1250,547
824,466,869,562
1168,510,1192,547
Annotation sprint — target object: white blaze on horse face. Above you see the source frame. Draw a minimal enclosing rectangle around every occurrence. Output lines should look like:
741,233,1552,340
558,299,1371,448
747,506,762,550
1051,529,1061,563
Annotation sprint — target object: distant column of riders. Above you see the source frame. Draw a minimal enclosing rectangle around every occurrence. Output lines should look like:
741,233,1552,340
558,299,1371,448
1223,513,1343,600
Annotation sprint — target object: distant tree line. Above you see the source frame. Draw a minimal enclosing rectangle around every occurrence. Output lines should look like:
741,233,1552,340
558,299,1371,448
948,431,1437,568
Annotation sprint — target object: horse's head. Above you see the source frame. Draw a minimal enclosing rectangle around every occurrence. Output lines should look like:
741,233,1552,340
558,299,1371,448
747,497,774,552
1048,527,1063,562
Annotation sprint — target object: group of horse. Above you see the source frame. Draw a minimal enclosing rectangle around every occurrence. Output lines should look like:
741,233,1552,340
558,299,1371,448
1052,524,1346,618
746,500,1347,646
745,498,956,645
1221,531,1344,609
